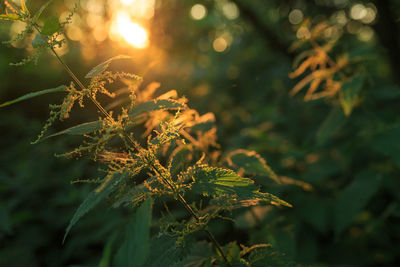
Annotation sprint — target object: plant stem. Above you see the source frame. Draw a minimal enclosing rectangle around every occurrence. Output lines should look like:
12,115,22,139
34,24,231,265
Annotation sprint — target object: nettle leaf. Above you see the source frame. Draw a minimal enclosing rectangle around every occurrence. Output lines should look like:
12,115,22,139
0,85,66,108
85,55,131,78
144,234,194,267
44,120,103,140
190,166,256,198
334,171,381,235
32,33,48,48
189,166,291,207
190,120,215,132
63,171,129,243
33,0,53,22
170,146,191,177
41,15,61,35
316,107,347,146
340,76,364,116
0,14,22,21
249,245,297,267
226,149,280,183
114,198,152,267
44,99,184,139
129,99,186,118
171,241,213,267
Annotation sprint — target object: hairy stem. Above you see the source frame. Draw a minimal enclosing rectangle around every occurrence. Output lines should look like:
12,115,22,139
33,24,231,265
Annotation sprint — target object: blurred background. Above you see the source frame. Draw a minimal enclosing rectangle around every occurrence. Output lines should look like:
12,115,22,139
1,0,400,266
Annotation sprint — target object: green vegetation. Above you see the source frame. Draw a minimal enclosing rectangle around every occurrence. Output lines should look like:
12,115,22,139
1,0,399,266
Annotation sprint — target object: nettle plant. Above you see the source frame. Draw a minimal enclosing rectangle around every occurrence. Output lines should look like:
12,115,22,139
1,1,293,266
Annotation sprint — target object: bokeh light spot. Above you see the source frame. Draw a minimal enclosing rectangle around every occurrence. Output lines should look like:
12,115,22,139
289,9,304,25
222,2,239,20
213,37,228,52
190,4,207,20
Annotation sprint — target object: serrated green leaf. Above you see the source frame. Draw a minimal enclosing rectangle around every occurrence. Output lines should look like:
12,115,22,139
44,120,103,140
0,85,66,108
0,14,22,21
340,76,363,116
85,55,131,78
171,241,213,267
316,107,347,146
41,15,60,35
63,171,128,243
249,245,297,267
227,149,280,183
190,166,257,198
114,198,153,267
44,99,184,139
129,99,185,118
33,0,53,22
31,33,48,48
190,166,292,208
170,146,191,177
334,171,381,235
144,234,194,267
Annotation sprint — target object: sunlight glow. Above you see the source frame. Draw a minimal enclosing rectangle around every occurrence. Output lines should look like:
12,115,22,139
114,12,149,49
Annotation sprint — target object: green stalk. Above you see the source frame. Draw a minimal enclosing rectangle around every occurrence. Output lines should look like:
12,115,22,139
33,23,231,265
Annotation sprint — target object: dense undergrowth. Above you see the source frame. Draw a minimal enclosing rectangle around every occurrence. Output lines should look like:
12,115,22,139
1,0,399,266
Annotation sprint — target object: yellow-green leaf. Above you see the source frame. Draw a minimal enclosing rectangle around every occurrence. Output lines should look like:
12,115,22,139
85,55,131,78
129,99,186,118
227,149,280,183
41,15,60,35
0,13,22,21
33,0,53,22
340,76,364,116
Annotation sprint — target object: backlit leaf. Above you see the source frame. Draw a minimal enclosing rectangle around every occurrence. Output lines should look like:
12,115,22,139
85,55,131,78
129,99,185,118
227,149,280,183
33,0,53,22
340,76,363,116
41,15,61,35
189,166,291,207
0,85,66,108
0,14,22,21
44,120,103,139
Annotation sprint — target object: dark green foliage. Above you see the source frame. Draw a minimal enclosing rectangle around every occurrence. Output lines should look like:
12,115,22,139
40,15,60,36
0,85,66,107
1,0,399,266
64,171,130,242
114,198,152,267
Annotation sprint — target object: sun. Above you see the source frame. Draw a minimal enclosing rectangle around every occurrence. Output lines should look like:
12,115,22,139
114,11,149,49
